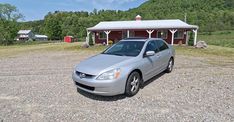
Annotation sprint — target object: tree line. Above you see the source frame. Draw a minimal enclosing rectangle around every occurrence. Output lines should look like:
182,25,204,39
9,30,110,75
21,0,234,40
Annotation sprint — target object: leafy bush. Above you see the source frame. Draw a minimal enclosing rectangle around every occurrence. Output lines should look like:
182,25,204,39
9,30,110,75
0,39,15,46
88,33,94,46
188,32,194,46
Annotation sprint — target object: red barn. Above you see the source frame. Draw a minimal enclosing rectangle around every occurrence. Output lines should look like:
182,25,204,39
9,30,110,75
64,36,74,43
87,15,198,45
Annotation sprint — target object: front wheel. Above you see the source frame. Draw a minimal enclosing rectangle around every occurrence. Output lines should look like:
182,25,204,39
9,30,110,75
125,72,141,97
165,58,174,73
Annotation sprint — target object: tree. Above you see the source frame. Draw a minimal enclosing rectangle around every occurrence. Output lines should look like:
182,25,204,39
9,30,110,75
44,16,62,40
0,3,23,45
19,0,234,40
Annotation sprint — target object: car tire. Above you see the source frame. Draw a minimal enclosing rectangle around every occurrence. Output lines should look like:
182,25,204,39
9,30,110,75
165,58,174,73
125,71,141,97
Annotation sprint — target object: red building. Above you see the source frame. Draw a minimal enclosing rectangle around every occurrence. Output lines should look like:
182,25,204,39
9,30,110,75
64,36,74,43
87,15,198,45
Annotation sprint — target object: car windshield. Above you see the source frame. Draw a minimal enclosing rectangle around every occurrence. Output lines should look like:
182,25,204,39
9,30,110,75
102,41,145,57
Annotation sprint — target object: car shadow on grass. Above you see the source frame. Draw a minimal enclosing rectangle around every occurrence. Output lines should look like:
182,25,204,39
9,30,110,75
77,72,166,101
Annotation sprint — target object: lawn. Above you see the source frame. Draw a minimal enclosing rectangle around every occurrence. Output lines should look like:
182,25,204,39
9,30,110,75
199,30,234,48
0,42,233,59
0,42,105,57
1,30,234,60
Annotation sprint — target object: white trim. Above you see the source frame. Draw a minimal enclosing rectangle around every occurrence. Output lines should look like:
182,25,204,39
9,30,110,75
146,30,154,38
192,29,198,46
86,31,91,45
169,29,177,45
185,31,189,45
104,31,111,45
87,20,198,31
127,30,130,38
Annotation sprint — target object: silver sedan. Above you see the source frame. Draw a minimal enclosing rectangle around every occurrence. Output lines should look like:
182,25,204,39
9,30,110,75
72,38,175,96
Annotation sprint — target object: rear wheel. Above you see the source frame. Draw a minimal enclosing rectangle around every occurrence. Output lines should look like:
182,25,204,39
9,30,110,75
125,72,141,97
165,58,174,73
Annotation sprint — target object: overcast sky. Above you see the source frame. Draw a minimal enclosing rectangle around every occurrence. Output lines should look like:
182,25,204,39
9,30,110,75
0,0,147,21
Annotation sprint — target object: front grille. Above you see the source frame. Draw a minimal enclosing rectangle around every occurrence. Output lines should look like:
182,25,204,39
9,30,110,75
75,82,95,91
76,71,94,79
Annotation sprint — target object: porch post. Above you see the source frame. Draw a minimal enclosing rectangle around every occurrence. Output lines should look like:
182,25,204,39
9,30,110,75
86,31,91,45
192,29,198,46
127,30,130,38
92,32,95,45
185,31,189,45
104,31,111,45
146,30,154,38
169,29,177,45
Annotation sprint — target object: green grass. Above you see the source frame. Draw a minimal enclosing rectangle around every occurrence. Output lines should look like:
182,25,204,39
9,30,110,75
13,41,58,45
0,41,233,58
0,42,106,57
175,45,234,66
199,30,234,48
175,45,234,57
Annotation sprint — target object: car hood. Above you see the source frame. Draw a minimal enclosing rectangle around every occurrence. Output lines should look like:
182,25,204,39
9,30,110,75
76,54,132,75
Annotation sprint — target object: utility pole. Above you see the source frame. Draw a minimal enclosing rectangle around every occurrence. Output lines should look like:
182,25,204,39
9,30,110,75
184,13,187,23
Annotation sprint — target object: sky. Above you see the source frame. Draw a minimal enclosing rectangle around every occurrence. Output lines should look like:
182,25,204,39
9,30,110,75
0,0,147,21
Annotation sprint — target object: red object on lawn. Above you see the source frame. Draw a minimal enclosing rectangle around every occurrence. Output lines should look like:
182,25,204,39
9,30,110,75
64,36,74,43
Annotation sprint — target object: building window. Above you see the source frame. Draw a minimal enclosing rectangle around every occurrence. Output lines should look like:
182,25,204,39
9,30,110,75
174,30,184,39
129,31,135,37
122,31,127,38
99,32,106,39
122,30,135,38
157,30,168,39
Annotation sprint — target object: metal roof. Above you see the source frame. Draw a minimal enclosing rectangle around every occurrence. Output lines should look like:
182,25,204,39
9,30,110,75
18,30,32,34
87,19,198,31
35,35,48,38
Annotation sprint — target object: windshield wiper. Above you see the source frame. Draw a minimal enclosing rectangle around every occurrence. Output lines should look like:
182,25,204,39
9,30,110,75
112,53,125,56
102,52,126,56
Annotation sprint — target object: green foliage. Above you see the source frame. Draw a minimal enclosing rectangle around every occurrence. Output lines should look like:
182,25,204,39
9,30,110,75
129,0,234,32
18,0,234,41
0,3,22,45
89,33,94,46
44,14,62,40
188,32,194,46
199,30,234,48
18,20,44,34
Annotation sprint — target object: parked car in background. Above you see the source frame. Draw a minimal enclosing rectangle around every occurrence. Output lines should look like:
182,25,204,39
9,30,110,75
72,38,175,96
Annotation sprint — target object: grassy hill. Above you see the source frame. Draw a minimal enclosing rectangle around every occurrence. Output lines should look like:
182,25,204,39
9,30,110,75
199,30,234,48
128,0,234,31
17,0,234,48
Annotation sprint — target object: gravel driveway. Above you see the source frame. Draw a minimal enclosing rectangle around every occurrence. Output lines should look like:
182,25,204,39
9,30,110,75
0,50,233,122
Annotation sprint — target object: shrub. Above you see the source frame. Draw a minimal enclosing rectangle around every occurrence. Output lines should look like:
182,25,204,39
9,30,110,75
88,33,94,46
188,32,194,46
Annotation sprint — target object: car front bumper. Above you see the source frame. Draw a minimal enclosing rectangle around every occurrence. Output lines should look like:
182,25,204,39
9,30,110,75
72,72,126,96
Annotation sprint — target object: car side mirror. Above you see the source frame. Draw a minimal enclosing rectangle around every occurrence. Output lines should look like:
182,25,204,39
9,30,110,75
146,51,155,56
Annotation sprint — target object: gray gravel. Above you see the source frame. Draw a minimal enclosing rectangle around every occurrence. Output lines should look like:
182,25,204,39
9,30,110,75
0,50,233,122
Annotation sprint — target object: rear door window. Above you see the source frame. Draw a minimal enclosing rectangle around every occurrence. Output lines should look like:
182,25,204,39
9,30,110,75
145,40,159,53
156,40,169,51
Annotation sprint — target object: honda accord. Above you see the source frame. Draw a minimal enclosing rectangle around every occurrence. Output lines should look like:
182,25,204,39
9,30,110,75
72,38,175,96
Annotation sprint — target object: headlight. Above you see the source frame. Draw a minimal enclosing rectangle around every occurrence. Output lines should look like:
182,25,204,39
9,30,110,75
96,69,120,80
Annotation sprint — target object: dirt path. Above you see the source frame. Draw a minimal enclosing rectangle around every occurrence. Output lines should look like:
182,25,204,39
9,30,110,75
0,50,233,122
